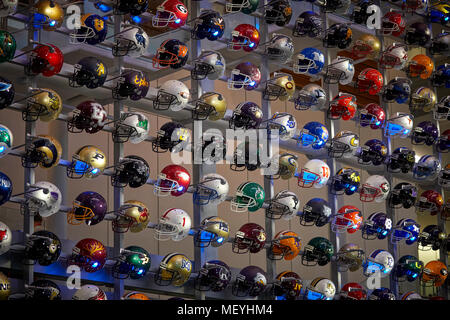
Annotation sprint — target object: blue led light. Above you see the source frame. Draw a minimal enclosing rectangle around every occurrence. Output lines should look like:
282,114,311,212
97,3,112,12
213,31,219,36
410,236,416,241
403,129,409,134
217,237,224,243
49,20,56,26
0,146,4,153
91,168,99,175
350,186,356,191
375,121,381,126
132,16,142,24
382,231,387,235
249,81,256,86
249,42,255,48
92,262,99,268
137,269,144,275
177,186,184,192
175,19,181,24
412,273,417,278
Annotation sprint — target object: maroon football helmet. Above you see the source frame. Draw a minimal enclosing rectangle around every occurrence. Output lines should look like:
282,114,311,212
232,223,266,254
67,100,108,134
68,238,107,273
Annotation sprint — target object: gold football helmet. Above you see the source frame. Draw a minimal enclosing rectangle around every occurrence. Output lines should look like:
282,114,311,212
0,272,10,300
33,0,65,31
155,253,192,287
24,88,62,122
335,243,365,272
351,34,381,59
193,92,227,121
409,87,437,113
112,200,150,233
263,72,295,101
66,145,107,179
194,216,230,248
21,134,62,169
277,153,298,180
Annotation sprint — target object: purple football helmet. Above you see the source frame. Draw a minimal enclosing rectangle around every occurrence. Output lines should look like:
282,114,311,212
232,265,267,297
411,121,439,146
357,139,388,166
292,11,323,38
112,69,149,101
369,287,396,300
361,212,392,240
67,191,107,226
229,102,263,130
195,260,232,292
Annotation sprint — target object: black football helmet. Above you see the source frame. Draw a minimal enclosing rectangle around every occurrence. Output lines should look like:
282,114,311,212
330,168,361,196
191,9,225,41
111,155,150,188
265,0,292,27
230,140,260,172
418,225,447,251
387,182,418,209
404,22,431,46
292,11,323,38
110,0,149,15
0,76,15,110
196,133,227,164
323,23,353,49
316,0,351,13
24,231,61,266
152,39,189,70
351,0,376,25
429,31,449,56
25,280,61,300
386,147,415,174
299,198,332,227
382,77,411,104
151,121,190,153
69,56,108,89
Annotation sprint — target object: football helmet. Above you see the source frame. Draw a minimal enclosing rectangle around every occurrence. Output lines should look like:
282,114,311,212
325,56,354,85
351,0,376,25
379,43,408,70
271,153,298,180
267,112,297,140
437,129,450,152
232,223,266,254
406,54,434,80
230,141,261,172
265,0,292,26
230,182,265,213
263,73,295,102
386,147,415,173
22,181,61,217
69,57,108,89
393,255,423,282
0,172,12,207
25,280,61,300
70,14,107,45
152,0,188,29
294,84,326,111
331,206,363,234
30,0,64,31
298,121,329,150
194,216,229,248
195,260,231,292
411,121,438,145
339,282,367,300
24,230,61,266
401,292,424,300
191,50,226,81
0,124,12,158
154,80,190,111
66,145,107,179
191,10,225,41
269,230,301,261
328,131,359,158
196,132,227,163
403,0,427,12
225,0,259,13
266,190,299,220
0,221,11,256
391,218,420,244
228,62,261,90
112,25,148,58
112,200,150,233
415,190,443,215
387,182,417,209
362,249,394,278
0,30,16,64
327,93,357,120
317,0,351,13
152,39,188,69
112,246,151,279
292,47,325,75
330,168,360,195
292,11,323,38
297,159,330,188
123,292,150,300
72,285,107,300
193,174,228,206
228,24,260,52
368,288,396,300
428,2,450,25
382,77,411,104
23,88,62,122
384,113,413,138
0,77,14,110
302,237,334,266
335,243,365,272
413,155,441,180
154,165,190,197
272,271,302,300
154,208,191,241
112,112,149,144
111,156,149,189
304,277,336,300
21,135,61,169
108,0,149,15
67,101,107,134
360,175,390,202
265,34,294,63
154,253,192,287
232,266,267,297
410,87,437,114
438,164,450,187
356,68,383,95
418,225,446,251
405,22,431,46
361,212,392,240
323,24,352,49
299,198,332,227
421,260,448,287
25,44,63,77
152,122,190,153
0,0,17,17
229,101,263,130
68,238,107,273
358,103,385,129
381,11,405,36
432,64,450,89
356,139,388,166
112,69,149,101
430,31,449,56
193,92,227,122
68,191,107,226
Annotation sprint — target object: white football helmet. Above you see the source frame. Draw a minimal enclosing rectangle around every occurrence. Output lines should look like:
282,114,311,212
113,25,149,58
72,285,107,300
295,84,327,111
0,124,13,159
297,159,330,188
305,277,336,300
384,112,414,138
0,221,12,256
268,112,297,141
360,175,390,203
154,208,192,241
266,190,300,220
362,249,394,278
0,0,17,17
154,80,190,111
328,130,359,158
413,155,441,180
325,56,355,85
113,112,149,144
265,34,294,62
193,173,229,206
191,50,226,80
379,43,408,70
23,181,62,217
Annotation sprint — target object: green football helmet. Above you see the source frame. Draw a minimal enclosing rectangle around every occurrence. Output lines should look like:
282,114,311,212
112,245,151,280
226,0,259,14
301,237,334,266
0,30,16,63
0,124,13,158
230,182,265,213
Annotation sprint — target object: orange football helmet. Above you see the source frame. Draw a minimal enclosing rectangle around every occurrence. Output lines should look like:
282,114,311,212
421,260,448,287
407,54,434,80
269,230,301,261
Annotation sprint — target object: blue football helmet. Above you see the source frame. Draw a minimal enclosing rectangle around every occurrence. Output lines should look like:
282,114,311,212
390,218,420,245
297,121,328,150
431,64,450,88
356,139,388,166
382,77,411,104
361,212,392,240
70,14,108,45
0,171,12,206
413,155,441,180
292,47,325,75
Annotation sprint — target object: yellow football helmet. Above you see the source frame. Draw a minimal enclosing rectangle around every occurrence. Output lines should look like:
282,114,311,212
32,0,65,31
277,153,298,180
193,92,227,121
21,134,62,169
409,87,437,113
263,72,295,101
66,145,107,179
112,200,150,233
155,253,192,287
0,272,10,300
352,34,381,59
194,216,230,248
24,88,62,122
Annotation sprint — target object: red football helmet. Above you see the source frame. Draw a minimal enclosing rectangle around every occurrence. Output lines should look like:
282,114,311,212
67,100,108,134
152,0,188,29
153,164,191,197
331,205,363,234
340,283,367,300
25,44,63,77
359,103,385,129
69,238,107,273
415,190,444,216
328,93,357,121
232,223,266,254
228,24,260,52
381,11,406,37
357,68,383,95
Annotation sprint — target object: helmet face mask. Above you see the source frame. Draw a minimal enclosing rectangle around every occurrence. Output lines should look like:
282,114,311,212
195,261,231,292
